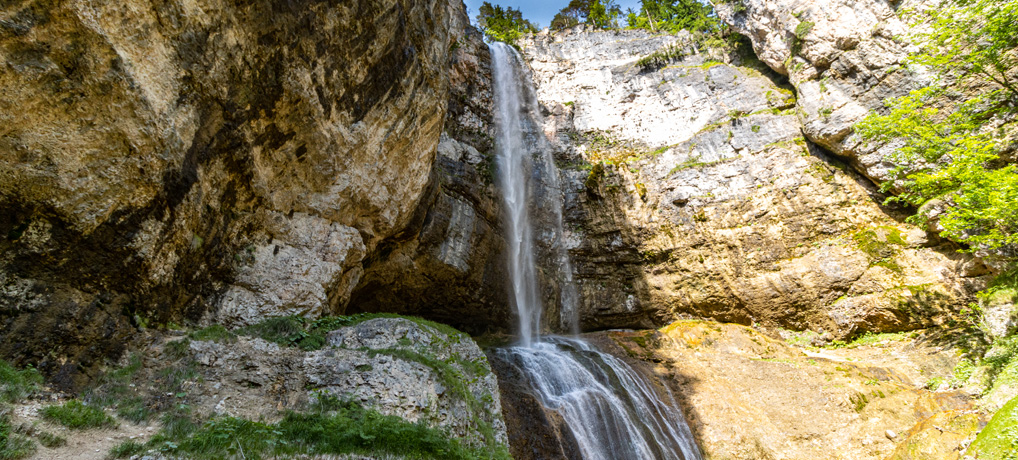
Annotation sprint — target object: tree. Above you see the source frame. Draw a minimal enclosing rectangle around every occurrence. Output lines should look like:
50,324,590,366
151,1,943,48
550,0,621,31
625,0,720,35
855,0,1018,258
476,2,539,48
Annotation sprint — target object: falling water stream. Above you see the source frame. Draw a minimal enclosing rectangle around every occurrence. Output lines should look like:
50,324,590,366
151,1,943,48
489,42,703,460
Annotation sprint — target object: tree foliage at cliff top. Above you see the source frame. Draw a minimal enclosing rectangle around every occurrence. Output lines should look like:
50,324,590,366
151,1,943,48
551,0,622,30
476,2,538,49
624,0,720,35
856,0,1018,260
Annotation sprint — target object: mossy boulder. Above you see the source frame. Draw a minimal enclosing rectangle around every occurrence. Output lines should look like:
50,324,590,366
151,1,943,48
966,395,1018,459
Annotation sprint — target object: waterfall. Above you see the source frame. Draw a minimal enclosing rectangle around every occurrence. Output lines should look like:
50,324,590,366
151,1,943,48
491,42,543,347
489,41,703,460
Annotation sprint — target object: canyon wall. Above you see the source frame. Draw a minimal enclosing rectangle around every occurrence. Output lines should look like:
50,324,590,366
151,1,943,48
0,0,467,388
517,24,988,338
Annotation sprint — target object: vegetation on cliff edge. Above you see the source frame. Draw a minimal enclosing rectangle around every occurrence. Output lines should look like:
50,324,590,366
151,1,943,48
476,1,539,49
856,0,1018,261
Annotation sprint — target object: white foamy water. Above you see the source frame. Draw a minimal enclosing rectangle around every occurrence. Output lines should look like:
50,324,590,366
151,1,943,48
489,41,702,460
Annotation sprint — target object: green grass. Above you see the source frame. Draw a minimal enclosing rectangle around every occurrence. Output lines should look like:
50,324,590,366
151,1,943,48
36,431,66,448
668,155,740,175
966,395,1018,460
0,361,42,404
41,400,117,430
141,396,510,460
109,440,146,458
824,331,915,350
1,411,36,460
188,325,237,343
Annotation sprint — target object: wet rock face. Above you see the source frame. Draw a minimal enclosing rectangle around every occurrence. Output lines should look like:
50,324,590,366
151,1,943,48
520,28,985,337
0,0,460,388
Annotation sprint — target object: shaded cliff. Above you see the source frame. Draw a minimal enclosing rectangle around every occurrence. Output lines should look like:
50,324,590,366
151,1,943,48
0,0,463,389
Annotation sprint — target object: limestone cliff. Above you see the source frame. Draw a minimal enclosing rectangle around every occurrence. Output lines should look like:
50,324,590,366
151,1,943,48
714,0,930,184
517,27,988,338
0,0,463,389
347,25,514,335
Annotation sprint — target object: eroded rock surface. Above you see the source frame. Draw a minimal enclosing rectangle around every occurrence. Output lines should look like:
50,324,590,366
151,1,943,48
519,28,985,338
714,0,933,184
347,22,514,335
606,320,985,460
0,0,464,388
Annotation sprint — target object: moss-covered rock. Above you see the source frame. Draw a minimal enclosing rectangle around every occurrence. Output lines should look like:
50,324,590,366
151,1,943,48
966,395,1018,459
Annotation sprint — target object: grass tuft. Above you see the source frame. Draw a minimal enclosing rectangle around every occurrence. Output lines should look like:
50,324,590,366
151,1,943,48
36,431,66,448
0,361,42,404
188,325,237,343
0,412,36,460
108,440,146,459
41,400,117,430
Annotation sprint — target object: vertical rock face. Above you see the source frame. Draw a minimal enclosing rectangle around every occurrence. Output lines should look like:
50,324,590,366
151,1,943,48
347,23,514,335
714,0,933,183
0,0,462,388
519,28,986,337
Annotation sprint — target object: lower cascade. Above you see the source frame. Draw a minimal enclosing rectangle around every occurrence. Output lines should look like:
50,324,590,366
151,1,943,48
489,42,703,460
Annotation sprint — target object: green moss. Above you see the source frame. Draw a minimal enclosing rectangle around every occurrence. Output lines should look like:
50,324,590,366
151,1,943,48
853,226,906,260
41,400,117,430
966,395,1018,459
585,162,606,192
0,361,42,404
635,183,648,200
648,144,673,157
795,20,814,39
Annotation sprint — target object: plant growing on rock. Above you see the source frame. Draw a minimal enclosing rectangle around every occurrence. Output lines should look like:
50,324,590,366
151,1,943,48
856,0,1018,263
41,400,117,430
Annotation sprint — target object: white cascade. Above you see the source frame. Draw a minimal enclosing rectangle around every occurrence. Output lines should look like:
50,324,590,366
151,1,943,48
489,41,703,460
